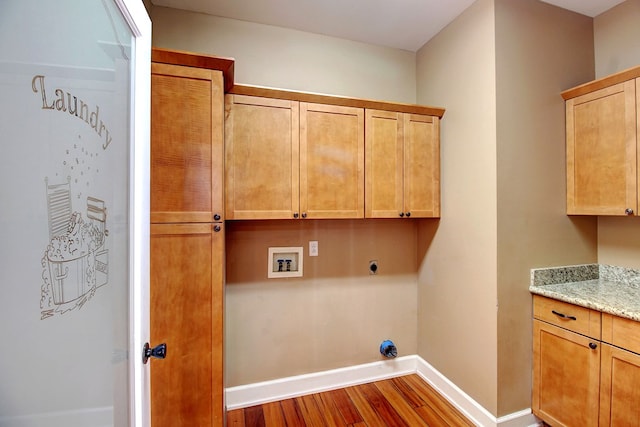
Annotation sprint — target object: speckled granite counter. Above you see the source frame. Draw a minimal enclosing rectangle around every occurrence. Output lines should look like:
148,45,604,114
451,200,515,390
530,264,640,322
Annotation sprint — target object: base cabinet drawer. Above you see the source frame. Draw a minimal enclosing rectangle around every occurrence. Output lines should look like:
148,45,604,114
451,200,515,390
602,312,640,354
533,295,601,338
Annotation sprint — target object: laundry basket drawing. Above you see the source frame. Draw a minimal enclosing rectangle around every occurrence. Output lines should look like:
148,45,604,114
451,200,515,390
45,178,108,305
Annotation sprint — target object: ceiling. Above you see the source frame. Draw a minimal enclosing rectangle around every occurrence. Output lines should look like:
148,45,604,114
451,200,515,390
151,0,626,52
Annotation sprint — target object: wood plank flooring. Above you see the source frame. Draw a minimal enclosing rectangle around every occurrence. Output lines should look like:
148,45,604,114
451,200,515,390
226,374,475,426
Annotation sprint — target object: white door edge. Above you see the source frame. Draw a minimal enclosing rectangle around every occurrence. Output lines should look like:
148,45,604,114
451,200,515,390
113,1,152,427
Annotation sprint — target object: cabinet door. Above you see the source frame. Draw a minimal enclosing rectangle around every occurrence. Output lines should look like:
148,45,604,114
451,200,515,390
600,343,640,426
533,320,600,427
225,95,299,219
403,113,440,218
365,109,404,218
150,223,224,427
300,102,364,219
566,80,637,215
151,63,224,223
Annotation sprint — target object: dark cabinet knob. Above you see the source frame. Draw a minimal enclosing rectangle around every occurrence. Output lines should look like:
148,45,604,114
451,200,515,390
142,342,167,364
293,212,299,219
302,212,307,218
405,212,411,217
589,342,597,350
213,225,221,232
625,208,634,215
213,213,221,221
399,212,404,217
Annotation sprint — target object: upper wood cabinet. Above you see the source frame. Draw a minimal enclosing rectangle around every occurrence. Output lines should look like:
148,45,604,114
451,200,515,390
225,93,364,220
225,85,444,221
151,62,225,223
301,103,364,219
365,110,440,218
563,66,640,216
224,95,299,219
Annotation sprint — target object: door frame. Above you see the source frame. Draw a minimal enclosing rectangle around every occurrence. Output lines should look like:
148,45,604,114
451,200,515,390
114,1,152,426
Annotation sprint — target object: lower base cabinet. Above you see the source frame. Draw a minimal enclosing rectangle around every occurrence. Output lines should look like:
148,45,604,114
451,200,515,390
150,223,224,427
533,319,600,426
600,342,640,426
533,295,640,426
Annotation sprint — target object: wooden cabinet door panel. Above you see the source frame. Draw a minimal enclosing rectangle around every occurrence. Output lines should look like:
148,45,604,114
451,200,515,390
566,80,637,215
150,223,224,427
533,320,600,427
225,95,299,219
301,102,364,219
404,113,440,218
151,63,222,223
600,344,640,427
365,109,403,218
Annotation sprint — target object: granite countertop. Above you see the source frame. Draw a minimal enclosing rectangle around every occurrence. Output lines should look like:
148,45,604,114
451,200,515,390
529,264,640,322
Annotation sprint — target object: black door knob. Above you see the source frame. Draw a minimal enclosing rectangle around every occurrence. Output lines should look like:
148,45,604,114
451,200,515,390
143,342,167,364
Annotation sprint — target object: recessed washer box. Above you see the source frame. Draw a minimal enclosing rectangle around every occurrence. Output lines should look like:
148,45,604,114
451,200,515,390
268,247,303,278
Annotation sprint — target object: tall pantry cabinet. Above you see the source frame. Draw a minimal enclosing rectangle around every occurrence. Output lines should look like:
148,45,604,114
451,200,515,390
150,48,233,427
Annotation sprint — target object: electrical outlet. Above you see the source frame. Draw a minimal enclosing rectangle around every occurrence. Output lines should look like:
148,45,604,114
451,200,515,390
369,260,378,275
309,241,318,257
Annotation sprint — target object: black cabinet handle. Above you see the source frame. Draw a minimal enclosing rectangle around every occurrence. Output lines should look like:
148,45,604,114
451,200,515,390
142,342,167,364
213,213,221,221
293,212,299,219
552,310,577,321
589,342,598,350
213,225,221,232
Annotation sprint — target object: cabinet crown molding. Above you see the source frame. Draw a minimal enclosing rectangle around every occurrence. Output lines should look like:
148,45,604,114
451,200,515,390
230,83,446,118
562,64,640,100
152,47,235,92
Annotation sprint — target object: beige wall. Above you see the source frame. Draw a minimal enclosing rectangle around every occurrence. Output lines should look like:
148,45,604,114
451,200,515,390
150,6,417,103
494,0,596,416
595,0,640,268
225,220,418,386
416,0,597,416
594,0,640,78
416,0,499,413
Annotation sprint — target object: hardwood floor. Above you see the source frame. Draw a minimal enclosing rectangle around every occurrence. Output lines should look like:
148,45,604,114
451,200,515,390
226,374,475,426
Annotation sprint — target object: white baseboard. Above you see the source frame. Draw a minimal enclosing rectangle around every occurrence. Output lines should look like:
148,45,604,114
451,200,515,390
225,355,417,410
415,357,541,427
225,355,542,427
0,407,112,427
